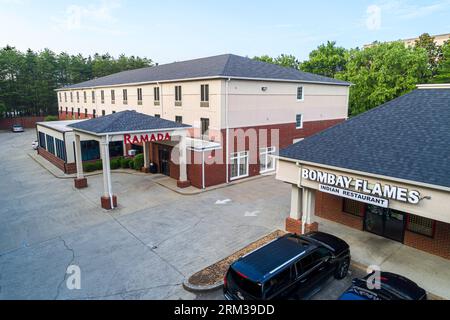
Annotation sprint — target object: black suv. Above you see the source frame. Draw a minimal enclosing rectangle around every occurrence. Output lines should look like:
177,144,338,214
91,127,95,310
224,232,350,300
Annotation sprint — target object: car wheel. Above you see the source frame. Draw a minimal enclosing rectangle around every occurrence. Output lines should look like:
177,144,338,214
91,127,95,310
334,258,350,280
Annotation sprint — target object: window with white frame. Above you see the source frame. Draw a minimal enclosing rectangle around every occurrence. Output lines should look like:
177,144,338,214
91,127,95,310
83,91,87,103
175,86,182,105
230,151,249,180
111,90,115,104
123,89,128,104
296,114,303,129
297,86,304,101
91,91,95,103
101,90,105,104
76,91,80,103
260,147,276,173
137,88,143,105
154,87,160,105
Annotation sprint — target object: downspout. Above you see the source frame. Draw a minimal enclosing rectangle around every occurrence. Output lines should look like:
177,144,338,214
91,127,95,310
202,149,206,190
225,78,231,184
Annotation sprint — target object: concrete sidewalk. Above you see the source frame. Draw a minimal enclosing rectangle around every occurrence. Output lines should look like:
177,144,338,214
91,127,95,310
317,216,450,299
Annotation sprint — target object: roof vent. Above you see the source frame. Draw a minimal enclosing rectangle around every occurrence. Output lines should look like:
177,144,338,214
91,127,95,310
417,83,450,89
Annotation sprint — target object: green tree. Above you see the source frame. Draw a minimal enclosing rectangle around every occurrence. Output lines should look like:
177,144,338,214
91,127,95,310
337,42,430,116
415,33,443,77
300,41,347,78
253,54,300,69
434,42,450,83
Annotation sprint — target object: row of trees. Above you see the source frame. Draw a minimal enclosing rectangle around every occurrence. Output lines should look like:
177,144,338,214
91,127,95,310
255,33,450,116
0,47,152,117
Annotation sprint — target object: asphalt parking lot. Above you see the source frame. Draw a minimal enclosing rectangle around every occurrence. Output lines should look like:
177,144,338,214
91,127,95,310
0,130,367,300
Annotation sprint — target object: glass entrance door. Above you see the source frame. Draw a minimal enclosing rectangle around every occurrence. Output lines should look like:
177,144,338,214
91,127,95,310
159,147,171,177
364,205,406,243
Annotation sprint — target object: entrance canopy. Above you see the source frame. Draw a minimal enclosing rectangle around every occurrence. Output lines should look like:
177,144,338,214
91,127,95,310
68,110,192,210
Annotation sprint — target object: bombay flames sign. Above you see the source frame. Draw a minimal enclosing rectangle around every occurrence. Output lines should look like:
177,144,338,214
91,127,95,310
302,168,421,208
124,133,171,145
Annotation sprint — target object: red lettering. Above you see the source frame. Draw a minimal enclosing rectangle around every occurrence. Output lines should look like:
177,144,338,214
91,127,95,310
150,134,156,142
124,134,131,145
141,135,149,143
165,133,171,141
132,136,139,144
157,134,164,141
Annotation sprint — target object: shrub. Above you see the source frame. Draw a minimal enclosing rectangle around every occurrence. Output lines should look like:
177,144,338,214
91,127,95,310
44,115,59,121
110,158,120,170
83,162,97,173
120,157,132,169
132,154,144,170
94,160,103,171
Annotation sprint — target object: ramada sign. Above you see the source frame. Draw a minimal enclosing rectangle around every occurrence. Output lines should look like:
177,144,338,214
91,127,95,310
124,132,171,145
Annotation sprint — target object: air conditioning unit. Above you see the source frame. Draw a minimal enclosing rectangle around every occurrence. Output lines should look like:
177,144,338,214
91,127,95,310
128,149,137,156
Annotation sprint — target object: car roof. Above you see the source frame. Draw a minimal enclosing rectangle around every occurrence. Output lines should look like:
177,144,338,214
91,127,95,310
231,234,317,283
356,272,426,300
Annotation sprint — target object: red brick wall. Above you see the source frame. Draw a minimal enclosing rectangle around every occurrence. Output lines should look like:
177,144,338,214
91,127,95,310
38,147,66,172
0,116,45,130
404,222,450,260
315,191,364,230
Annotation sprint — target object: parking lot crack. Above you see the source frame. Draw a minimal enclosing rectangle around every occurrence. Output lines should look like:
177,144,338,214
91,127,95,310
54,237,76,300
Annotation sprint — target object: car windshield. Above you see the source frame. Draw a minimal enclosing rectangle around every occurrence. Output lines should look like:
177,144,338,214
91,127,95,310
228,268,263,299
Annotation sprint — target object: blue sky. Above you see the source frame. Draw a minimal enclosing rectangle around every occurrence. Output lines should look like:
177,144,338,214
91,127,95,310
1,0,449,63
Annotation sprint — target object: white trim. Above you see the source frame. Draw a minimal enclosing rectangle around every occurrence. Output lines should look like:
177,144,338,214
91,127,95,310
71,126,191,137
55,76,350,91
417,83,450,89
276,156,450,193
230,151,249,181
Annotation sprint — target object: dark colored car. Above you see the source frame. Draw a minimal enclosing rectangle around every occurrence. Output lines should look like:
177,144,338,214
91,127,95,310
339,272,427,300
223,232,351,300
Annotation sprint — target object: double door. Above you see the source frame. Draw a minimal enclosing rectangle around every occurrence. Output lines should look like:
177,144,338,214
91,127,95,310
364,205,406,243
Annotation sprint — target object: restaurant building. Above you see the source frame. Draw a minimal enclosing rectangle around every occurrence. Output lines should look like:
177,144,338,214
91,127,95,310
276,84,450,260
51,54,350,189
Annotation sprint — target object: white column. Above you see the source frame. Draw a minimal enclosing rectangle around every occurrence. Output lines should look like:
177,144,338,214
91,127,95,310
100,138,111,198
290,185,302,220
302,188,316,225
74,134,84,179
179,133,188,182
143,141,150,169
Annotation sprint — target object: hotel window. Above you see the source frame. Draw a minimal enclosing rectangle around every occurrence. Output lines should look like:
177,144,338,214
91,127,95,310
154,114,161,118
343,199,364,217
46,134,55,155
60,107,62,114
55,138,66,162
230,151,249,180
154,87,160,105
123,89,128,105
175,86,182,106
260,147,276,173
71,107,74,116
91,91,95,103
59,92,62,102
407,214,435,237
112,111,116,114
77,108,80,118
70,92,73,103
38,132,46,149
137,88,143,105
76,92,80,103
201,84,209,107
296,114,303,129
297,86,304,101
175,116,183,124
84,91,87,103
102,110,106,116
93,109,96,118
64,92,67,102
111,90,115,104
200,118,209,139
65,107,68,114
101,90,105,104
85,108,88,117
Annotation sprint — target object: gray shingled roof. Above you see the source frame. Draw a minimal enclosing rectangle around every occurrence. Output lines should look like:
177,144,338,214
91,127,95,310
68,110,190,135
279,89,450,189
59,54,350,90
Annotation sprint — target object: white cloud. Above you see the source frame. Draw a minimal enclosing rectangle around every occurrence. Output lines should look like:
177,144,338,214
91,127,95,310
53,0,122,32
366,5,382,31
378,0,450,20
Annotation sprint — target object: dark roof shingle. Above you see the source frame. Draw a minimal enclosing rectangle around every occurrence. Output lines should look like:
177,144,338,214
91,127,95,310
279,89,450,189
59,54,349,90
68,110,190,134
